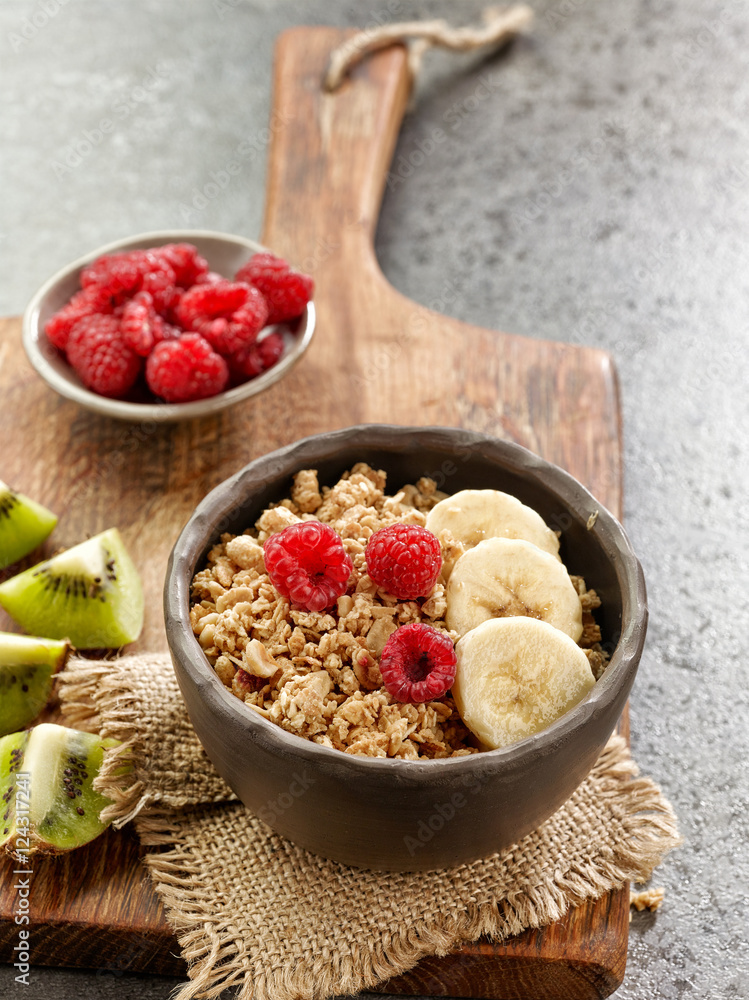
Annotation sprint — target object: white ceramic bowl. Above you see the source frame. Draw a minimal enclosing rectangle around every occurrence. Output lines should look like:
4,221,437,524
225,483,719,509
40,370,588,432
22,230,316,422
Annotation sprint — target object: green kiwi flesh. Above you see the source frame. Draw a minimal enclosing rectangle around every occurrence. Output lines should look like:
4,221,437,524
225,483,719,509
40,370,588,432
0,481,57,569
0,528,143,648
0,723,120,857
0,633,70,736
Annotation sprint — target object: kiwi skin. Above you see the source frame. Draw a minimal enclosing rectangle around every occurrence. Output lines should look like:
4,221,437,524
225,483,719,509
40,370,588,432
0,481,57,569
0,528,144,649
0,633,70,737
0,723,121,857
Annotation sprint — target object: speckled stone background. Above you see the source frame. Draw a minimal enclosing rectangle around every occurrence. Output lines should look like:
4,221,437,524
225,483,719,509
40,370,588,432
1,1,748,998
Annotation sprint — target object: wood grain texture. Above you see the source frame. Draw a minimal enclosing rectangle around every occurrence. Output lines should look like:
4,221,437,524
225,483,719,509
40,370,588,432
0,24,627,998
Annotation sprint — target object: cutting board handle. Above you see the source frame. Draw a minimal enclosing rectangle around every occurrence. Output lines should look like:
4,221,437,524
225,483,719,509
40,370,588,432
261,27,410,275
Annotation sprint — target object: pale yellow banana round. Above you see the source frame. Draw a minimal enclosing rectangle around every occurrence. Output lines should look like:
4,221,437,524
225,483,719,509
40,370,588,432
425,489,560,563
445,537,583,642
453,617,596,749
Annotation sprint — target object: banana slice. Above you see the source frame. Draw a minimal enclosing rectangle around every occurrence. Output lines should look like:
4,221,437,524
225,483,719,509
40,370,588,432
425,489,560,568
445,537,583,642
453,617,596,749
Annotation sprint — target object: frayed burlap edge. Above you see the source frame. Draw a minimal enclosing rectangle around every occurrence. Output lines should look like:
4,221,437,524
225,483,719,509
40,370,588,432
133,736,681,1000
58,656,171,826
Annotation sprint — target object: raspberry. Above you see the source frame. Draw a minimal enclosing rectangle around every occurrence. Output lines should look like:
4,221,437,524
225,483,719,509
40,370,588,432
44,287,111,351
80,250,149,301
196,270,225,285
230,330,284,380
379,623,457,703
120,291,166,356
365,523,442,600
263,521,353,613
66,314,141,398
145,333,229,403
175,281,268,355
154,243,209,287
235,252,313,324
140,252,178,313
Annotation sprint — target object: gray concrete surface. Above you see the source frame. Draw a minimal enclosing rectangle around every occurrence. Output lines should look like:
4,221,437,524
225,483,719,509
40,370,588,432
1,0,748,997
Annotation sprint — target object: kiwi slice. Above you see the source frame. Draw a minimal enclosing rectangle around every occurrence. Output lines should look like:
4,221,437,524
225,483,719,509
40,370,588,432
0,633,70,737
0,528,143,649
0,480,57,569
1,723,120,856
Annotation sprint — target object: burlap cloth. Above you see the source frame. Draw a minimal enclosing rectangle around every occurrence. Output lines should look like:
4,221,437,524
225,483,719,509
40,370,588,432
58,654,680,1000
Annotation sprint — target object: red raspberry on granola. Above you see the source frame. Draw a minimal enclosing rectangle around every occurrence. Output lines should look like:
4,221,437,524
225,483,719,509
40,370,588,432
365,523,442,600
263,521,353,613
379,623,457,703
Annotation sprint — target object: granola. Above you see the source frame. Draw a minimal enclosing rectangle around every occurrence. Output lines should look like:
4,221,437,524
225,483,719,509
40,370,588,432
190,465,609,759
630,886,665,912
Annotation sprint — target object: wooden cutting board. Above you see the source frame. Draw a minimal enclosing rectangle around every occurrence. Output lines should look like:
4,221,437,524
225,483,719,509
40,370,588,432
0,26,629,998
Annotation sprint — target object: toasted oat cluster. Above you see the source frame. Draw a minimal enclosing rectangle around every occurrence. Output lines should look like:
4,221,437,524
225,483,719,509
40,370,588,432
630,886,665,912
190,464,608,759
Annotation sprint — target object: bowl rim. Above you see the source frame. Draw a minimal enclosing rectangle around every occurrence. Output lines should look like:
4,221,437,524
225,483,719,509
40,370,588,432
165,424,647,781
21,228,316,423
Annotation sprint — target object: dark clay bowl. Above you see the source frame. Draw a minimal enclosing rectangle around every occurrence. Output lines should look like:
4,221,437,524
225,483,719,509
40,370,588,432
164,425,647,872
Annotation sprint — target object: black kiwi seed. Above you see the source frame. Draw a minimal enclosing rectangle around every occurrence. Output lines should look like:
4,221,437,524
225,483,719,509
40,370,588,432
0,492,19,517
64,768,72,775
21,684,29,693
66,790,76,799
74,777,82,786
76,807,85,816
